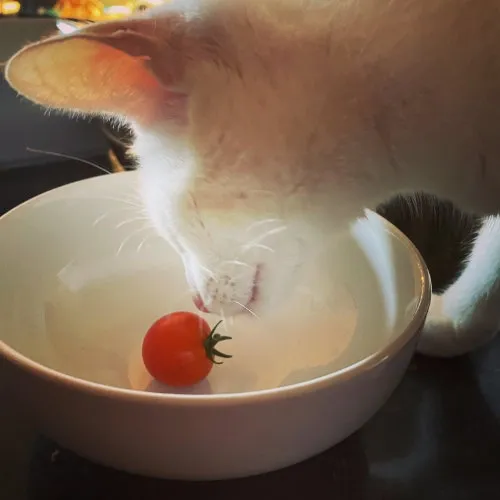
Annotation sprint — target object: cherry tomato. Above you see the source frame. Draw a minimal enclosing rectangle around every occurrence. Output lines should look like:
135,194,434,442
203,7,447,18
141,311,231,387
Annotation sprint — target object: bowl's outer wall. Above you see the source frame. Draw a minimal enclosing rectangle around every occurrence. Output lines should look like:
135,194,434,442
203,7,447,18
0,330,419,480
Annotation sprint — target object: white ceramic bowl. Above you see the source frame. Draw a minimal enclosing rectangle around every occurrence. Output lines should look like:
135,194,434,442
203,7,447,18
0,172,430,480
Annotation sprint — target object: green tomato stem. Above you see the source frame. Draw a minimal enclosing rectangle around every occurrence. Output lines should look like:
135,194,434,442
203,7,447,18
204,320,232,365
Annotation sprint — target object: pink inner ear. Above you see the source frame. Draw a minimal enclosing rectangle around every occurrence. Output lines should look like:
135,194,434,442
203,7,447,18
87,44,165,122
80,41,188,126
7,37,188,128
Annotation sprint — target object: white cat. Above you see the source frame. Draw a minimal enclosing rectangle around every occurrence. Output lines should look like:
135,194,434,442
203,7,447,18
6,0,500,357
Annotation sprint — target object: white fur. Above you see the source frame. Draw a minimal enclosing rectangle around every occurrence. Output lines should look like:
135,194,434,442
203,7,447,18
134,125,328,316
6,0,500,356
419,216,500,357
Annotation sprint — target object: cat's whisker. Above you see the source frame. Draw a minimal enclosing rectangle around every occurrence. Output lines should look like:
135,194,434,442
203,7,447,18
245,218,283,233
91,196,144,209
115,216,150,229
232,300,260,319
102,187,143,205
57,259,76,279
115,194,145,210
91,206,143,227
200,264,217,280
26,147,112,175
242,225,287,252
258,225,288,239
129,187,144,203
242,243,275,254
136,233,157,253
116,225,151,256
135,230,162,253
92,210,114,227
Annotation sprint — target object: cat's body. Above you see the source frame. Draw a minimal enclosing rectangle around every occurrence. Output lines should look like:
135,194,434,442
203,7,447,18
6,0,500,356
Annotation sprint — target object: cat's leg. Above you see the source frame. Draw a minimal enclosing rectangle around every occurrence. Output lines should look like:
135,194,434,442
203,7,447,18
417,215,500,357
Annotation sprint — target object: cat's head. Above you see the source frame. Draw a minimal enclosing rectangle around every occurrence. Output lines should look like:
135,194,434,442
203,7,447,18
6,1,385,317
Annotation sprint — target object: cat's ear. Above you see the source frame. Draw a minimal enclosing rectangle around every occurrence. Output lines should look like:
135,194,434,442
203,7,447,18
5,17,191,126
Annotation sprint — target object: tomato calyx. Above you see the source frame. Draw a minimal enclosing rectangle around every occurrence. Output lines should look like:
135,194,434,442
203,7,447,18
203,320,232,364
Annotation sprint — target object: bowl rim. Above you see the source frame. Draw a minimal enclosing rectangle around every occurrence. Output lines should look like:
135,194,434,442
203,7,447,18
0,173,432,407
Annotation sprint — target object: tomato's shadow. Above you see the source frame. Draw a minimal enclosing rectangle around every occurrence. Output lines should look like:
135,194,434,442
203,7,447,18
145,378,213,395
144,366,259,395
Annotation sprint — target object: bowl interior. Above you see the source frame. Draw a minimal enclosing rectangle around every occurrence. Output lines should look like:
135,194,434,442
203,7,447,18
0,172,428,395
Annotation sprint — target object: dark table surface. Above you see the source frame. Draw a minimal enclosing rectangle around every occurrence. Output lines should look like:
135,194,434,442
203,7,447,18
1,342,499,500
1,16,499,500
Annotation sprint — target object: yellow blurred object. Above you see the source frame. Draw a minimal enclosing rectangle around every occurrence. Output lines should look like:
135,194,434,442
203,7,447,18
103,5,133,17
49,0,171,21
0,0,21,15
53,0,105,21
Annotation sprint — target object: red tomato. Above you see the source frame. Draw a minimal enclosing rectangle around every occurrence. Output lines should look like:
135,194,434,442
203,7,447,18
141,311,231,387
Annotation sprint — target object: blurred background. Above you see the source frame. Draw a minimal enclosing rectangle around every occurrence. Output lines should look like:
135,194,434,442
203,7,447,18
0,0,164,20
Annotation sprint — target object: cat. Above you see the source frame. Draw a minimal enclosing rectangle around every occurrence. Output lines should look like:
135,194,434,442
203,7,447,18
5,0,500,358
